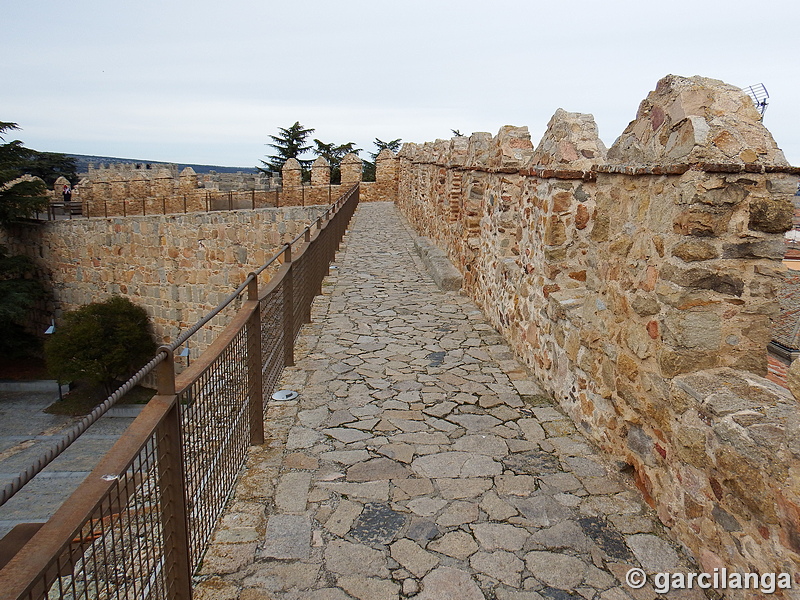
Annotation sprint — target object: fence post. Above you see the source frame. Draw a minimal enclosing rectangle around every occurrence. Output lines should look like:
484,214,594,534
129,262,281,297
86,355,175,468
314,217,325,296
302,228,313,324
282,245,294,367
247,276,264,445
155,347,192,600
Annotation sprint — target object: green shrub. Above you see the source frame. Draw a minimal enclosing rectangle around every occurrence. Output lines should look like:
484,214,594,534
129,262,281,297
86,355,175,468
45,296,157,394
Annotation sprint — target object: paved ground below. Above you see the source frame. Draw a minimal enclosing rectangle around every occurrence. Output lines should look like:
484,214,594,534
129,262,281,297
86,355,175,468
0,388,138,538
194,202,705,600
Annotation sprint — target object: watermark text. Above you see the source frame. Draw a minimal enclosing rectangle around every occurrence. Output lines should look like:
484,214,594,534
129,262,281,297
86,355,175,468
625,568,793,594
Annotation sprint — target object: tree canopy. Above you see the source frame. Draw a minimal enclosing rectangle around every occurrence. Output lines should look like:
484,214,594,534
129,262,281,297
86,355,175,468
20,151,78,187
0,122,52,357
259,122,315,174
45,296,158,393
0,121,48,224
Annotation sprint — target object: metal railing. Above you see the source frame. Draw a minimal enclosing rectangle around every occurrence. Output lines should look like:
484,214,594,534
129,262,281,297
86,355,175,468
0,183,359,600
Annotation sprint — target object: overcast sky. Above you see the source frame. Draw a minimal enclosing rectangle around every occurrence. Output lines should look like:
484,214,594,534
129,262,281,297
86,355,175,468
3,0,798,168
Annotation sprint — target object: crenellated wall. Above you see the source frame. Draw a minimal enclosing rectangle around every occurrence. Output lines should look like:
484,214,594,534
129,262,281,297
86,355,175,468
280,151,399,206
395,75,800,591
77,164,279,217
75,152,400,217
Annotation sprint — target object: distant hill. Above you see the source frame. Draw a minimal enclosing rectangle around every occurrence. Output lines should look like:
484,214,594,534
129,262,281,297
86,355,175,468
67,154,259,176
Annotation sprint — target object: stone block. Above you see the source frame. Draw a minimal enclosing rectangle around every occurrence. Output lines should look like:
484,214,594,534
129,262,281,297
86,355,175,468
671,240,719,262
748,196,794,233
261,515,311,560
788,359,800,401
413,236,463,290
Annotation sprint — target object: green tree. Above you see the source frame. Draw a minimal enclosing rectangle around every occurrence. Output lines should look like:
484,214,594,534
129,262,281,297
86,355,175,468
21,151,78,187
0,122,50,358
312,139,361,184
0,122,48,224
45,296,158,394
259,122,315,175
362,138,402,182
0,247,46,358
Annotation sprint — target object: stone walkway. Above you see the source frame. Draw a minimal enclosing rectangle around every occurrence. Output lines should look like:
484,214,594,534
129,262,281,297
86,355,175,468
194,202,706,600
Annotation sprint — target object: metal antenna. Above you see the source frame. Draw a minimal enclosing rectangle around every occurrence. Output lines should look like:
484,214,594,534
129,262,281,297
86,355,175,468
742,83,769,117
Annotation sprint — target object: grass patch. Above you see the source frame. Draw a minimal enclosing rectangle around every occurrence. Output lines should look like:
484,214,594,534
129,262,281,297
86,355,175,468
44,380,156,417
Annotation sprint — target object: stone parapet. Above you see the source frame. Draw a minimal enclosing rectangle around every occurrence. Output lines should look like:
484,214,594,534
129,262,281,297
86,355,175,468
76,162,277,217
311,156,331,187
0,206,327,361
75,152,400,217
658,369,800,585
340,152,363,187
395,74,800,590
281,158,304,206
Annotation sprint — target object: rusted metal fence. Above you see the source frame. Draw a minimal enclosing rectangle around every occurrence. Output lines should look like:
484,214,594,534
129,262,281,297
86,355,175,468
0,184,359,600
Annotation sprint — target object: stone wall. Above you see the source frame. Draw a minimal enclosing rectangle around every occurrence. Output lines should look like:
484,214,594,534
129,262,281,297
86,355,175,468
395,75,800,590
77,162,277,217
0,206,327,359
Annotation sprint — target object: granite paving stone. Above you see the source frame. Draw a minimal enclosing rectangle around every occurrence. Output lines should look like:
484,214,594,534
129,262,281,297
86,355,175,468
193,202,707,600
349,502,407,545
274,471,312,514
261,515,311,560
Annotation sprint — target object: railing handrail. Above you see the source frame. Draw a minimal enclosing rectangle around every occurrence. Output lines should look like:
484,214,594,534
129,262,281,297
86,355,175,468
0,183,358,509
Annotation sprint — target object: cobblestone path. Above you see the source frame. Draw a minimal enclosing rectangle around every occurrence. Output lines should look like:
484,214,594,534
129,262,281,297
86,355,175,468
194,202,704,600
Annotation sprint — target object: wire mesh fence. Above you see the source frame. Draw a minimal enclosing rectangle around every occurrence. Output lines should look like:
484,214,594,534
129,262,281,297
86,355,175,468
180,325,250,568
0,184,359,600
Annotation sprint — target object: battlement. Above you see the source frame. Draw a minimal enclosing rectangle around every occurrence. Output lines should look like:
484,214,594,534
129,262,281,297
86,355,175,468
73,155,397,217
